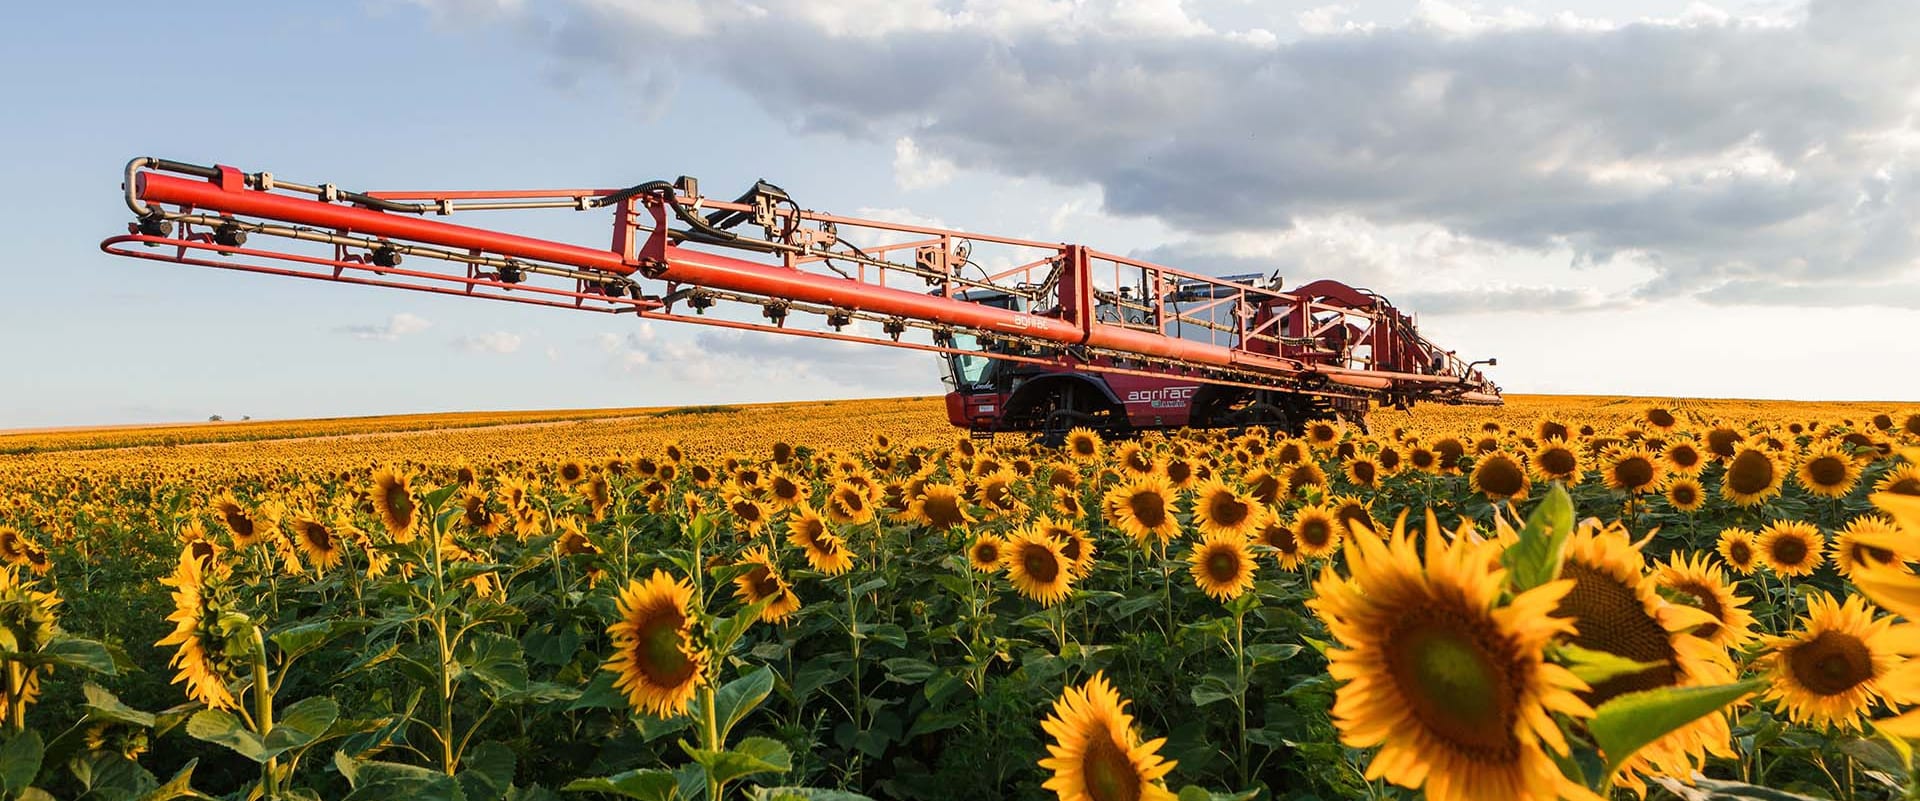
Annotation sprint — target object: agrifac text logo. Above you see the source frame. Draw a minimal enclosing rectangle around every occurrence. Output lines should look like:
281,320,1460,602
1125,386,1196,409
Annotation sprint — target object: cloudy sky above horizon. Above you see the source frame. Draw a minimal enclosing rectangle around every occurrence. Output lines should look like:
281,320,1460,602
5,0,1919,428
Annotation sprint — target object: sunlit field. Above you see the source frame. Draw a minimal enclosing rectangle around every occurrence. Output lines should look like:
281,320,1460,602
3,394,1920,800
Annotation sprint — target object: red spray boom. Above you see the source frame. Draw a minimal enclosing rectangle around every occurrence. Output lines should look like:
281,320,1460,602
104,157,1499,433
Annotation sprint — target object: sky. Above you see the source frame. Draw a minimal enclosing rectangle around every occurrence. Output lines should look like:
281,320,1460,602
3,0,1918,428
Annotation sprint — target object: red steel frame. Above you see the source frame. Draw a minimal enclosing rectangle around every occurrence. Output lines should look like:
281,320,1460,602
102,158,1501,407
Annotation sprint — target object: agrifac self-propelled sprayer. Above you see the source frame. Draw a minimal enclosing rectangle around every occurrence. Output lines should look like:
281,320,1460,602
104,157,1501,441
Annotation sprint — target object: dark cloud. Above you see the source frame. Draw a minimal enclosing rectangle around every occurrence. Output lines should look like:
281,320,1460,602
441,0,1920,303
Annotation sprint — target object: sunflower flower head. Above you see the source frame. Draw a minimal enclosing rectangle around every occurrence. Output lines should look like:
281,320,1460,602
732,547,801,624
1756,520,1825,577
1037,671,1178,801
154,546,251,710
1188,531,1256,602
1003,526,1074,606
370,467,420,543
1191,478,1265,540
1315,511,1596,801
788,506,855,575
1104,475,1181,549
604,569,709,718
1758,592,1920,731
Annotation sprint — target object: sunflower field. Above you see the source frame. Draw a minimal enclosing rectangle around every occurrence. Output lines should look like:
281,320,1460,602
4,395,1920,801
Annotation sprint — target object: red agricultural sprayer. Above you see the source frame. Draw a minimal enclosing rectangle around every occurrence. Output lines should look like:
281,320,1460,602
103,157,1500,442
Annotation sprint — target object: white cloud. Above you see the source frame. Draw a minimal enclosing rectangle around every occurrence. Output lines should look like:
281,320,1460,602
334,312,431,341
448,0,1920,306
454,331,523,354
892,137,956,191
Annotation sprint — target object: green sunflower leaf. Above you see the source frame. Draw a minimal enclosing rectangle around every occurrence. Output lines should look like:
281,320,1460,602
1555,644,1664,685
562,768,680,801
1501,482,1575,591
1591,678,1763,783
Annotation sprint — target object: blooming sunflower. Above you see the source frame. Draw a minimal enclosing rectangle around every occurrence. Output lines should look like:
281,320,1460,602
1757,592,1920,731
1704,425,1745,461
1283,460,1328,494
1306,420,1341,450
1291,505,1344,559
1664,477,1707,514
155,547,247,710
1601,447,1662,495
1407,445,1439,474
972,471,1028,521
1064,427,1103,462
0,525,29,566
765,471,810,509
1003,527,1074,606
1431,437,1467,474
1553,519,1732,701
1721,446,1784,507
1652,551,1758,648
1876,463,1920,497
787,506,855,575
1329,495,1378,537
1255,519,1305,571
456,488,503,537
1115,443,1158,477
1315,512,1594,801
732,547,801,624
968,533,1006,573
1104,475,1181,548
1528,439,1579,483
209,491,271,548
1548,521,1736,792
827,481,877,526
1796,441,1862,499
1052,486,1084,521
370,467,419,542
1037,672,1178,801
1663,441,1705,476
604,569,708,717
1343,455,1382,489
1829,515,1907,577
289,511,347,573
1757,521,1825,576
1043,463,1082,491
584,474,612,521
1241,469,1285,506
1191,479,1264,540
1188,532,1256,602
1717,527,1759,575
1376,446,1404,476
908,483,975,532
1036,515,1098,578
1162,458,1196,490
725,492,773,535
1468,452,1530,501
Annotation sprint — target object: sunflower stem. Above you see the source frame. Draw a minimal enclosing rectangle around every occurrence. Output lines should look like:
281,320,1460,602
250,626,278,797
1231,605,1249,789
1160,540,1174,638
5,661,25,732
699,683,723,801
844,571,866,787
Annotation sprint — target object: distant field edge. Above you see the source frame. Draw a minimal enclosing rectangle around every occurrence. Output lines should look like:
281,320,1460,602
0,396,947,455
